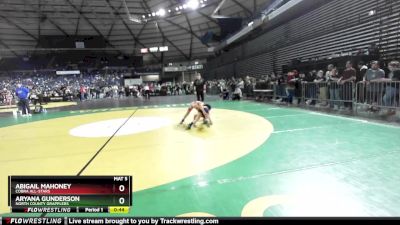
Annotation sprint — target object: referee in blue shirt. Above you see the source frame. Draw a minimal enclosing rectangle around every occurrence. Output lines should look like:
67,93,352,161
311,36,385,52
15,84,31,116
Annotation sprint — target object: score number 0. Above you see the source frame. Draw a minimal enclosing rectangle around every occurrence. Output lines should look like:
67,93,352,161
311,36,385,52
118,184,125,205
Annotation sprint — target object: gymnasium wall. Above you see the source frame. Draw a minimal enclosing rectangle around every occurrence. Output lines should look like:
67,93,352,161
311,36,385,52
204,0,400,79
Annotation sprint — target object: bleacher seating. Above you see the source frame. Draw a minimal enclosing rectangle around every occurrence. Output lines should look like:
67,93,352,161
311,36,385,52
205,0,400,78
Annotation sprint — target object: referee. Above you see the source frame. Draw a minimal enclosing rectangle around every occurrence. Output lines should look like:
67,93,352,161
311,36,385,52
193,72,206,101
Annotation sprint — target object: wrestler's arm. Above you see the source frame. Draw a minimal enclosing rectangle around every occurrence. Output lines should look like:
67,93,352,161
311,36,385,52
207,114,213,125
180,105,193,124
192,113,202,126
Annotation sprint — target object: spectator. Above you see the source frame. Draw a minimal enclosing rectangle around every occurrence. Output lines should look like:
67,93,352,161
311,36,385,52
2,88,13,106
357,61,368,82
295,72,305,104
174,83,181,96
143,83,150,100
156,83,161,95
15,83,31,116
380,61,400,115
30,88,40,106
118,86,125,98
357,61,368,103
314,70,328,107
327,66,340,109
304,71,317,105
286,70,298,104
338,61,356,110
237,78,244,93
79,85,86,101
365,61,385,111
276,74,286,102
221,88,229,100
232,85,242,101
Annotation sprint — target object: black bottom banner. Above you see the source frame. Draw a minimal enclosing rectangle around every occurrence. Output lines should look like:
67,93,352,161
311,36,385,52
1,217,400,225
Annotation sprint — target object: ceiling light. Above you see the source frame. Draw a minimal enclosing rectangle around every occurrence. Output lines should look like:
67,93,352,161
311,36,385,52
142,15,146,18
149,47,159,53
152,12,156,16
187,0,199,10
148,14,151,17
159,46,169,52
157,8,166,17
368,10,376,16
175,7,179,11
183,4,187,9
168,9,171,13
141,48,148,54
179,6,183,9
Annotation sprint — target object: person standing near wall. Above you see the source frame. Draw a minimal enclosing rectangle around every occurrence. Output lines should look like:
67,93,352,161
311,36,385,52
143,83,150,100
79,85,86,101
194,72,206,101
365,61,385,111
15,83,31,117
314,70,328,107
237,78,244,94
326,65,341,109
377,61,400,115
5,88,13,106
286,70,298,104
338,61,356,110
304,71,317,105
357,61,368,103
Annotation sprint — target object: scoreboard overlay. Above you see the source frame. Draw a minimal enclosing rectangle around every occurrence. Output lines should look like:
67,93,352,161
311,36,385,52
8,176,132,214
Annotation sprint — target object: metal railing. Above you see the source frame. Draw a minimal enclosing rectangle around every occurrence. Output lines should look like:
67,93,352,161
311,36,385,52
253,80,400,111
302,81,355,109
355,81,400,109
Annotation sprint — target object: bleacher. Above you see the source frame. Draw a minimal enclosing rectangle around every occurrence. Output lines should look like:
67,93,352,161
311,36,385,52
205,0,400,78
